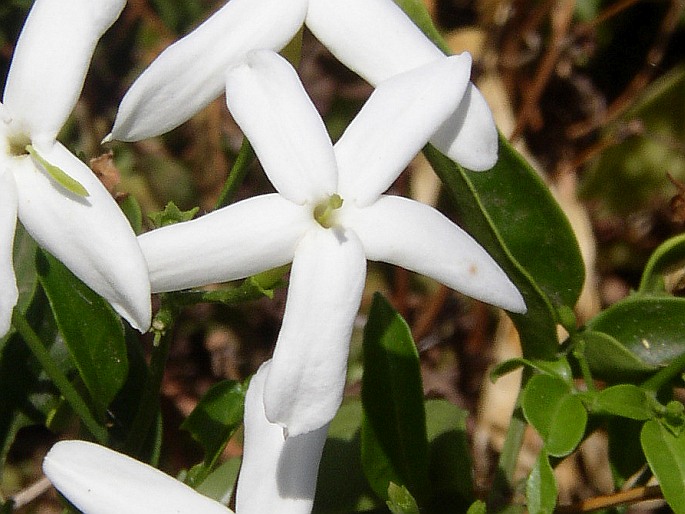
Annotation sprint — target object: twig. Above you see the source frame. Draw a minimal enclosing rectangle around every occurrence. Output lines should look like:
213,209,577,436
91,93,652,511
9,477,52,510
556,484,663,512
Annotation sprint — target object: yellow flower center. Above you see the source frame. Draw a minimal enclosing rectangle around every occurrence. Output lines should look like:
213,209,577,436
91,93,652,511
313,194,344,229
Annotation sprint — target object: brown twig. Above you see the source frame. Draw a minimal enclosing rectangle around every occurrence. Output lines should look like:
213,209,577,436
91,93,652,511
556,484,663,513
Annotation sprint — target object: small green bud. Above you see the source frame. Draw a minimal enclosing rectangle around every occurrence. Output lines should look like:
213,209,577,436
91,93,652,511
313,193,343,228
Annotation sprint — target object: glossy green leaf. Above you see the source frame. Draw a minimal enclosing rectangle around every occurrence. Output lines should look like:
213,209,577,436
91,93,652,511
196,457,241,505
641,419,685,514
526,451,558,514
424,138,583,359
36,249,127,414
639,233,685,294
26,145,89,197
593,384,654,420
386,483,420,514
522,374,587,457
181,379,246,483
586,296,685,368
425,400,473,505
579,329,658,382
361,293,429,503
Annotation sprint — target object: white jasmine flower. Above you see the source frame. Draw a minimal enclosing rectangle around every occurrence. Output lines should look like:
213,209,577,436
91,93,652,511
43,361,327,514
138,50,525,437
110,0,497,171
0,0,151,335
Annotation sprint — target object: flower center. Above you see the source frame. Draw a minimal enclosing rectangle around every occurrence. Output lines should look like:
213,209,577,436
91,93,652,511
7,132,31,158
313,194,344,229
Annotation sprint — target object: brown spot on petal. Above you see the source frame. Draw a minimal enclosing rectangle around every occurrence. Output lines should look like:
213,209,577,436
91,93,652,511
469,264,479,275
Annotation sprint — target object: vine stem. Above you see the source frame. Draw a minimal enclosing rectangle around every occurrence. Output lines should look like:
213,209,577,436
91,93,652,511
11,309,108,443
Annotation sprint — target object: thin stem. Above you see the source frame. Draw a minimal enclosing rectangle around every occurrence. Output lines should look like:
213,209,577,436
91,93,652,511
214,138,255,210
11,309,108,443
124,315,174,455
641,350,685,392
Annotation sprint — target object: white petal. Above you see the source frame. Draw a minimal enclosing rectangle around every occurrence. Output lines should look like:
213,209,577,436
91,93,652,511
430,83,499,171
225,50,338,205
264,227,366,436
0,171,18,337
342,196,526,313
111,0,308,142
13,144,151,331
305,0,443,85
3,0,125,143
43,440,233,514
138,194,312,293
335,54,472,206
237,360,328,514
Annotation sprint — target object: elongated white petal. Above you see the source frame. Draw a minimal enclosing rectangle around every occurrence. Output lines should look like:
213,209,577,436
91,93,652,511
13,144,151,331
3,0,125,143
43,440,233,514
343,196,526,313
237,360,328,514
0,172,18,337
111,0,308,142
265,227,366,436
430,83,499,171
335,54,471,206
305,0,498,170
226,51,337,205
306,0,442,85
139,194,312,292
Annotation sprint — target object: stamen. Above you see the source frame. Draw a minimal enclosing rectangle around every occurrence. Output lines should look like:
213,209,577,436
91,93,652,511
313,194,344,228
8,133,31,157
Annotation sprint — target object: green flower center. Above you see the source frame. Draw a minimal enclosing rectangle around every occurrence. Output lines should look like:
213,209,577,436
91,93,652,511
313,194,344,229
7,133,30,157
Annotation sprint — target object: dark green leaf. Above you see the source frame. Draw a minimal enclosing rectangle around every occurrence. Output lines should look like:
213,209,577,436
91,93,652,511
181,379,246,481
119,194,144,235
641,419,685,514
361,293,429,503
522,374,587,457
526,451,558,514
579,329,658,382
593,384,654,420
36,250,127,414
586,296,685,368
393,0,450,53
425,400,473,504
424,138,582,360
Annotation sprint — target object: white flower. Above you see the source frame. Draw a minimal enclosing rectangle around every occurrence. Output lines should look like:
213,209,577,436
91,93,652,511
0,0,151,335
43,361,327,514
138,50,525,437
109,0,497,171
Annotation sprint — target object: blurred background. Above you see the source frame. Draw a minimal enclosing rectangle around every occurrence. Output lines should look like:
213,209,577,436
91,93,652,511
1,0,685,511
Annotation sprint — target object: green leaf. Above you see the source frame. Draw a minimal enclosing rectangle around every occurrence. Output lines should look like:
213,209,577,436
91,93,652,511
386,483,420,514
593,384,654,420
25,145,89,197
526,451,558,514
579,329,658,382
36,249,127,414
641,419,685,514
148,201,199,228
425,400,473,505
639,233,685,294
586,296,685,368
181,379,246,484
424,137,584,360
466,500,487,514
361,293,429,503
490,356,573,384
522,374,587,457
195,457,241,505
119,194,144,235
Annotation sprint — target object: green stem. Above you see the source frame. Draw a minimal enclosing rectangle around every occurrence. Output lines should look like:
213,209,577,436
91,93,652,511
214,138,255,210
12,309,108,443
125,316,174,455
641,351,685,392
